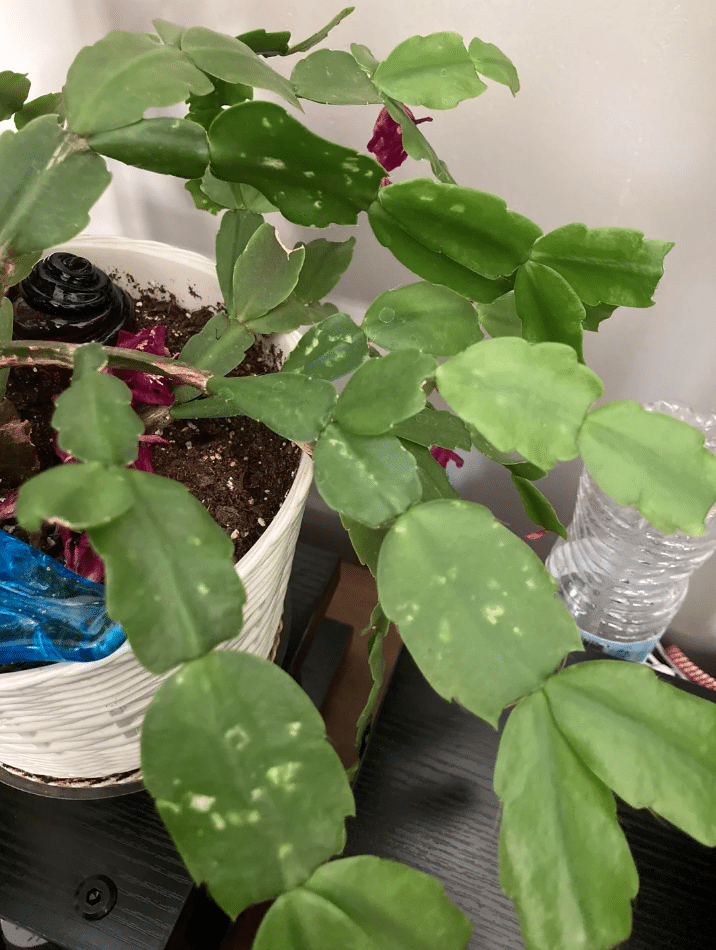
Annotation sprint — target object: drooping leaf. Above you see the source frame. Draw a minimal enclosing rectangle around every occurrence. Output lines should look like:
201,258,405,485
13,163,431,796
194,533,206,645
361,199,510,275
291,49,382,104
63,31,213,135
333,350,436,436
530,223,674,308
193,169,242,210
436,338,603,469
88,468,245,673
172,373,336,444
511,474,567,539
368,201,509,303
476,291,522,338
0,298,12,400
16,461,134,531
240,293,314,334
545,660,716,846
215,209,264,313
142,651,354,919
503,460,547,481
467,38,520,95
583,302,618,332
236,28,291,57
514,260,585,360
294,237,356,303
280,312,367,381
363,281,482,356
181,27,301,111
13,92,65,130
495,690,637,950
377,500,581,726
209,101,384,227
313,423,421,527
468,425,523,465
286,8,355,55
232,183,277,214
372,33,488,109
578,400,716,535
380,97,455,184
87,117,209,178
253,855,472,950
377,179,542,281
339,514,389,575
185,177,225,214
51,344,143,466
0,70,31,121
152,19,186,46
0,117,111,256
401,441,460,501
305,300,340,324
187,76,254,115
354,607,391,756
390,406,471,450
231,223,305,324
350,43,380,75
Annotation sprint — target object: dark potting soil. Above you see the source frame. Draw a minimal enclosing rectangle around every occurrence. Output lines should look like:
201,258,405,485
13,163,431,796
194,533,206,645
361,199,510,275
1,280,302,565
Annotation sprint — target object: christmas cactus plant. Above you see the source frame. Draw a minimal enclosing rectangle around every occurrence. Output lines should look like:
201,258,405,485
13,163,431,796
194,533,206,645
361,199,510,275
2,10,716,950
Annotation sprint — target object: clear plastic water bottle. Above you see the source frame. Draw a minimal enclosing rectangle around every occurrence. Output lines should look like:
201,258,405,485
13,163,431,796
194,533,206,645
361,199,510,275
546,402,716,662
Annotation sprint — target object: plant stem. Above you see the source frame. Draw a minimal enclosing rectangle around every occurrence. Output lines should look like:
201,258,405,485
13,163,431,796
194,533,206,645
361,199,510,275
0,340,213,391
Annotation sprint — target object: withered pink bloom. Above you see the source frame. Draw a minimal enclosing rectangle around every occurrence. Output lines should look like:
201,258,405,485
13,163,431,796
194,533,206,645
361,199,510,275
367,106,432,172
0,491,18,519
57,527,105,583
133,434,169,474
525,529,549,541
111,326,174,407
430,447,464,470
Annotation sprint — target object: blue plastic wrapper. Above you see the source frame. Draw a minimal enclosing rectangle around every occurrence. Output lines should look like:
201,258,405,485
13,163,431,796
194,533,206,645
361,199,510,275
0,530,126,664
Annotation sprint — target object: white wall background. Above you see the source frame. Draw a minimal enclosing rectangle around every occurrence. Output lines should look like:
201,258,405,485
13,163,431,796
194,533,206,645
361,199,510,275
3,0,716,657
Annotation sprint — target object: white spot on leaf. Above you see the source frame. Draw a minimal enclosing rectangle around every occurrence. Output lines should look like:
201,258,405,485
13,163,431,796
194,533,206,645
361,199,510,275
226,724,250,750
482,604,505,625
189,793,215,813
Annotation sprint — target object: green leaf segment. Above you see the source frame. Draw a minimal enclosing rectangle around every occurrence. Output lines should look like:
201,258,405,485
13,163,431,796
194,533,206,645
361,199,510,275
377,500,582,726
578,401,716,535
253,855,472,950
142,651,355,919
496,661,716,950
209,101,384,227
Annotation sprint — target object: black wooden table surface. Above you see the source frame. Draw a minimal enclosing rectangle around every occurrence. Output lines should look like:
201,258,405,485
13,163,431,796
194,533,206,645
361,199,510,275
344,648,716,949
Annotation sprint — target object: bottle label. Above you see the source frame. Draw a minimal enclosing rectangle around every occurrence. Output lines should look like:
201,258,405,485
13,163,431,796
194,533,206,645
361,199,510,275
578,628,661,664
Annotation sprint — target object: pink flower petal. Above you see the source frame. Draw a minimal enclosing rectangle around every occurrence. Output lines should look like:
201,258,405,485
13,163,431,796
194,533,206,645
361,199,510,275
367,106,432,172
111,326,174,408
525,529,549,541
57,526,105,582
0,491,18,519
430,447,465,470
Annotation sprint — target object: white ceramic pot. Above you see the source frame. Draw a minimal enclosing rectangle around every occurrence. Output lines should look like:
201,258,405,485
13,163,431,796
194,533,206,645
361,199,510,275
0,238,313,782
